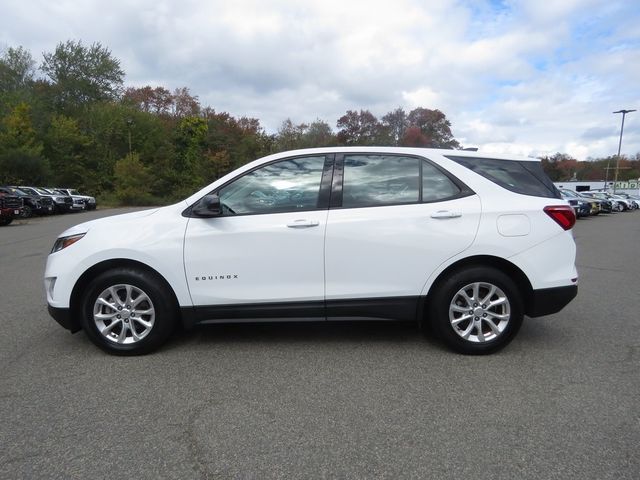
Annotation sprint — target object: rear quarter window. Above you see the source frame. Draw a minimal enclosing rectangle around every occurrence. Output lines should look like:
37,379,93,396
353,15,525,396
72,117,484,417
446,156,561,199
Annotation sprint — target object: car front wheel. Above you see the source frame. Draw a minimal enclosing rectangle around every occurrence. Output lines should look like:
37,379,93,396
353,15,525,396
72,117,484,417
429,266,524,354
20,205,32,218
81,268,177,355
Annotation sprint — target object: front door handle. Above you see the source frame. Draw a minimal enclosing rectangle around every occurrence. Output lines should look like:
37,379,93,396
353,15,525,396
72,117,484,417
430,210,462,219
286,219,320,228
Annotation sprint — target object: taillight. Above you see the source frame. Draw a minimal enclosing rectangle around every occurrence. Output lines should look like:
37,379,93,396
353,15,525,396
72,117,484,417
544,205,576,230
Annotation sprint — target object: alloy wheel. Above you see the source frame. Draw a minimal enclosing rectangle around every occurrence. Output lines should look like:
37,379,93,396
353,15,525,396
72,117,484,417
449,282,511,343
92,284,155,344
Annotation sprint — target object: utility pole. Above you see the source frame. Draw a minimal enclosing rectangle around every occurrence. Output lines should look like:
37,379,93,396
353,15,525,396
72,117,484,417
126,118,134,156
612,109,636,193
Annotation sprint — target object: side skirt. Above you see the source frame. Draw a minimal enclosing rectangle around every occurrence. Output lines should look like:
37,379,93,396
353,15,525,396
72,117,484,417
181,296,421,329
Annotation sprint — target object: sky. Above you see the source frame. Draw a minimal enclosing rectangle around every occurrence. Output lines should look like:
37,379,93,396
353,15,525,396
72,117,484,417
1,0,639,160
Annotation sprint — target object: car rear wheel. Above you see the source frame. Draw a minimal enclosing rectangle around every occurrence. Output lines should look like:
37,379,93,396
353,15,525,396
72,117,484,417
428,266,524,354
81,268,177,355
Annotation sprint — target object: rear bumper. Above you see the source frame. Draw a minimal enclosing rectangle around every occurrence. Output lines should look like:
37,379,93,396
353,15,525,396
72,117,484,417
48,305,81,333
526,285,577,317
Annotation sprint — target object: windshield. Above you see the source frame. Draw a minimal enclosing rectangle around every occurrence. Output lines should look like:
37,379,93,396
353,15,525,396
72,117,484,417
68,189,80,195
5,187,27,196
560,189,579,198
35,188,52,195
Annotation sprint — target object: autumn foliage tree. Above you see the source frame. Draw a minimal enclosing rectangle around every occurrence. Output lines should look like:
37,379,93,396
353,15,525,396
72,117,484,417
336,109,385,145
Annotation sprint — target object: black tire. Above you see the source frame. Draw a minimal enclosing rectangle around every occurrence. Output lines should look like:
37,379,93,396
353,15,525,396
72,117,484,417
20,205,32,218
428,266,524,355
80,268,177,355
0,216,13,226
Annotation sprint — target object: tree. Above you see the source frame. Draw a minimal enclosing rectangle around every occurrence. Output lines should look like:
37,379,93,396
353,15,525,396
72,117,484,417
274,118,307,151
204,109,271,171
302,119,336,148
44,114,92,188
336,109,383,145
0,103,49,184
401,126,430,147
0,102,42,154
0,46,36,93
123,86,173,115
41,40,125,110
405,108,459,148
381,107,408,146
173,116,208,197
113,153,154,204
540,153,578,182
172,87,200,118
0,150,50,185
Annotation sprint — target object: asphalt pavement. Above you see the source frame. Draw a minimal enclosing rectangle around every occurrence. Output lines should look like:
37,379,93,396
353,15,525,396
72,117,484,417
0,208,638,479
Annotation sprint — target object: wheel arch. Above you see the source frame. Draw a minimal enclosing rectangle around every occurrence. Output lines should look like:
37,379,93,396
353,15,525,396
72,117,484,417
69,258,182,329
420,255,535,324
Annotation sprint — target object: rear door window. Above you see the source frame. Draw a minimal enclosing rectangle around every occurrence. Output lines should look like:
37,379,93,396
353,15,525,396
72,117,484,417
342,155,420,208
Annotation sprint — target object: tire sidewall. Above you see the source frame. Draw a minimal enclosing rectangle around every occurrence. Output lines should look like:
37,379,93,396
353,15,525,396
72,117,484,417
429,266,524,355
81,268,176,355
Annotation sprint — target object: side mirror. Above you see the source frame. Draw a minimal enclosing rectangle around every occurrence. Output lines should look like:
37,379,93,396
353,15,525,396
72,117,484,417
192,194,222,217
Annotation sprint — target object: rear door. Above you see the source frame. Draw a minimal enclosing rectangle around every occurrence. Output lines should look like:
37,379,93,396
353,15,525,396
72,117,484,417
324,153,481,320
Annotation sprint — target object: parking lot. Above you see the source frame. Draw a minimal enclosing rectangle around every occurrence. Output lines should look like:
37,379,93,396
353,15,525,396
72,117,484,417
1,208,638,479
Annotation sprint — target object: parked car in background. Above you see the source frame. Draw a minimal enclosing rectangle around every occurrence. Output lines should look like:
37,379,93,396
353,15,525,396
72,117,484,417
19,186,73,213
560,189,598,216
580,192,613,213
560,191,590,217
10,186,56,214
589,192,628,212
54,188,97,210
45,147,578,356
42,188,85,211
615,193,640,209
0,186,50,217
0,190,22,226
608,194,636,211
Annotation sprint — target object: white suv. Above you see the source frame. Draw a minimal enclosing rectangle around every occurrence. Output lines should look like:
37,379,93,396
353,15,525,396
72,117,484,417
45,147,578,355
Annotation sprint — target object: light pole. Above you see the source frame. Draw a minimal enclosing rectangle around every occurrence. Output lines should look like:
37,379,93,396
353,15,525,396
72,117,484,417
612,109,636,193
126,118,134,156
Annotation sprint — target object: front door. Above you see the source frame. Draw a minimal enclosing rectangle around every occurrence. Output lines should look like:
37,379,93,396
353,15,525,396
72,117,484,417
184,155,333,318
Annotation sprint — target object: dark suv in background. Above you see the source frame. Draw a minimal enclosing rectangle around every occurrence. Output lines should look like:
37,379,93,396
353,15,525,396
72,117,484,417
18,186,72,213
0,189,23,226
0,186,53,217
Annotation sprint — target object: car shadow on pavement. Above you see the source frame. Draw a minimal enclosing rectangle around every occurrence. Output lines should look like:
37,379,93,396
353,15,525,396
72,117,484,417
164,320,447,351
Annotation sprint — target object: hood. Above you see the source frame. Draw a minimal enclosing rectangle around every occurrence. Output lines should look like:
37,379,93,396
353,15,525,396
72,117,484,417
59,208,161,237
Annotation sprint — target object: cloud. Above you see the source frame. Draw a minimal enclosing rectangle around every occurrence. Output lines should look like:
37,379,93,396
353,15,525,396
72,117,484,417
1,0,638,159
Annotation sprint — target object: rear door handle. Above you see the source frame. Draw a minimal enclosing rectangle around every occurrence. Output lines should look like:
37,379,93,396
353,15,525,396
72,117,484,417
286,219,320,228
430,210,462,219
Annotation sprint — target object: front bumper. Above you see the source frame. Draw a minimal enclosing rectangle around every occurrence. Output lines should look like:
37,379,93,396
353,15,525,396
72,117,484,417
48,305,81,333
526,285,578,317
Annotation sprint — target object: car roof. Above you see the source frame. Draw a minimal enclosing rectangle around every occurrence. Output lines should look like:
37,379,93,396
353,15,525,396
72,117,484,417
255,146,539,163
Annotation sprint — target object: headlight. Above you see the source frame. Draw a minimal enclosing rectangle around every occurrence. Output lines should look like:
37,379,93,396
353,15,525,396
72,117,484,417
51,233,85,253
55,196,66,202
